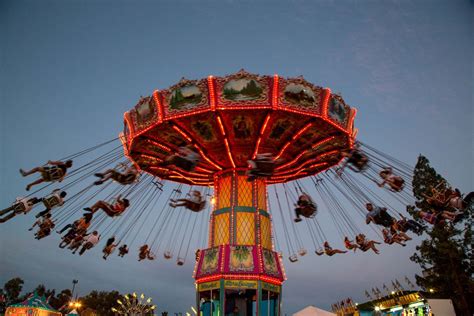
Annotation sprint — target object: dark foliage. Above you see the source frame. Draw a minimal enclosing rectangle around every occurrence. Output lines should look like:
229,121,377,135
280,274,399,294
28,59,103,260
408,155,473,315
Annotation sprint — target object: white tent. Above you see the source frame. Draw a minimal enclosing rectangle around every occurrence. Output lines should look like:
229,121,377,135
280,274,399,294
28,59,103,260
293,305,336,316
67,309,79,315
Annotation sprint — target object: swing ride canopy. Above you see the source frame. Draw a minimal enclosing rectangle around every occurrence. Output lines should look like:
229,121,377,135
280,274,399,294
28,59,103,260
122,70,357,185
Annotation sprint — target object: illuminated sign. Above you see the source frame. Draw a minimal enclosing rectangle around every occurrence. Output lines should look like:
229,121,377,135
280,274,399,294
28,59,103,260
224,280,258,289
198,281,220,291
379,293,421,310
262,282,281,293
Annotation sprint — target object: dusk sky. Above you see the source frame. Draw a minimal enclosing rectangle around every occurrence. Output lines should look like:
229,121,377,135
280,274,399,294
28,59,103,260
0,0,472,314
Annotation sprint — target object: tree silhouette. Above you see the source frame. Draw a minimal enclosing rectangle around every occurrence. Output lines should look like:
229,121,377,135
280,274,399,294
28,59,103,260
408,155,473,315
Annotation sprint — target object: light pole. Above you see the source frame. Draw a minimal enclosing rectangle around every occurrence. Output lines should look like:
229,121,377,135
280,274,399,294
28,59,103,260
71,280,78,299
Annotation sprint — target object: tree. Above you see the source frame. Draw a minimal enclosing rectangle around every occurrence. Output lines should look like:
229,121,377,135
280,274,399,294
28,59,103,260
408,155,473,315
80,290,122,316
3,277,24,304
49,289,72,311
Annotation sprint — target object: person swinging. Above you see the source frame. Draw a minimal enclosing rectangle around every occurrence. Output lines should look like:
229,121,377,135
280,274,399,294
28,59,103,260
30,213,55,240
169,190,206,212
94,164,139,186
315,241,347,256
0,196,42,223
344,236,359,252
393,213,423,235
337,143,368,174
355,233,381,254
20,160,73,191
365,203,394,227
35,189,67,218
138,244,155,261
378,167,404,192
163,145,200,172
78,231,101,255
382,228,406,246
246,153,277,182
294,193,317,222
118,244,129,257
83,195,130,217
58,213,93,248
102,236,118,260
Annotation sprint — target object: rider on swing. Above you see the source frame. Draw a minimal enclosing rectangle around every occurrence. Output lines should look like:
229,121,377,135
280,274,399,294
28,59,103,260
30,213,55,240
337,143,368,174
35,189,67,218
294,193,317,222
94,164,139,185
138,244,155,261
378,167,404,192
344,236,359,252
164,145,200,172
20,160,73,191
102,236,118,260
315,241,347,256
355,233,381,254
169,190,205,212
0,196,42,223
118,244,129,257
83,195,130,217
246,153,276,182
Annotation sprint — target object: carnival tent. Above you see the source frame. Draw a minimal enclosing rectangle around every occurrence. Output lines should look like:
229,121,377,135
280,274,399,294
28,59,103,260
293,305,336,316
5,292,61,316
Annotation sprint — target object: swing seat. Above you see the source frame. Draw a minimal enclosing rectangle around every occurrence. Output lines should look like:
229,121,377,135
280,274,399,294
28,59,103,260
164,251,172,259
13,202,27,213
300,205,317,218
298,248,307,256
59,237,73,248
43,196,61,210
289,254,298,262
387,178,404,192
177,258,185,266
186,201,206,212
41,167,64,181
114,172,138,185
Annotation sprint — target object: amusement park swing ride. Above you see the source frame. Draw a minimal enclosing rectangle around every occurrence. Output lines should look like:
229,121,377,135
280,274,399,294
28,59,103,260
3,70,446,315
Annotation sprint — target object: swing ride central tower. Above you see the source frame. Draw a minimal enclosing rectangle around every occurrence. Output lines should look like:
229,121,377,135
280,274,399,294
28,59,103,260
193,169,284,315
121,70,357,316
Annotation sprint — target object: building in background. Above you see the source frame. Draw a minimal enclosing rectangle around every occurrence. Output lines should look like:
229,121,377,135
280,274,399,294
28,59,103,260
5,292,61,316
334,291,456,316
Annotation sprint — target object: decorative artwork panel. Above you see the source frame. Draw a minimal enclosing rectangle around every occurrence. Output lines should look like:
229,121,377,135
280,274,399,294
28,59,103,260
229,245,255,272
328,95,349,125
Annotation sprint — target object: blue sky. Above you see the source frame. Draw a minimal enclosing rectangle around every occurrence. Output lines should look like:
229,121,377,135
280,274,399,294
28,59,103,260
0,0,472,314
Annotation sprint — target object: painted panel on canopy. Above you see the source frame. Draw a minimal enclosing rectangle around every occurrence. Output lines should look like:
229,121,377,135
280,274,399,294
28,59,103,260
196,246,221,277
130,96,158,132
161,78,209,117
328,95,350,127
216,70,272,107
145,126,189,148
261,248,282,278
278,77,323,114
226,245,257,273
262,112,310,147
219,110,270,165
174,112,222,146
